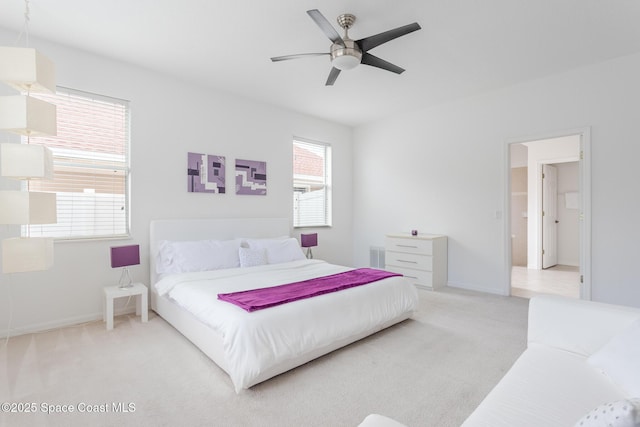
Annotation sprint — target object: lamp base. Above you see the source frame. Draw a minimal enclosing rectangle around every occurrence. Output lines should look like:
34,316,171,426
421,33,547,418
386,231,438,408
305,247,313,259
118,267,133,289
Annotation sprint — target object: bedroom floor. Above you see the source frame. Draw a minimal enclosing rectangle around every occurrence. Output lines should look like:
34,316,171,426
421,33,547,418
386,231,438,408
0,287,528,427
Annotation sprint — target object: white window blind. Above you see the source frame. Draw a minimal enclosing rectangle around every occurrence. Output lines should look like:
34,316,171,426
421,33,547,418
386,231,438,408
293,138,331,227
24,87,130,240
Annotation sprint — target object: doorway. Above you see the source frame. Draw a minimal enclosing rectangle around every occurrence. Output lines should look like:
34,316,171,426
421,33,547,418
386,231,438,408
505,130,591,300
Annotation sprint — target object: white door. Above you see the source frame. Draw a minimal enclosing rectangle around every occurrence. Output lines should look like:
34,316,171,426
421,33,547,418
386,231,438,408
542,164,558,268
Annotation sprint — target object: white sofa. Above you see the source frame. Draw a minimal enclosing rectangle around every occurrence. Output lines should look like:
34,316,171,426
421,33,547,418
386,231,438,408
358,414,408,427
461,295,640,427
361,295,640,427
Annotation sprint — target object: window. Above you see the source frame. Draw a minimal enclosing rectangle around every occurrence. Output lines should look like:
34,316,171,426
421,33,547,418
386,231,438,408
293,138,331,227
24,87,130,240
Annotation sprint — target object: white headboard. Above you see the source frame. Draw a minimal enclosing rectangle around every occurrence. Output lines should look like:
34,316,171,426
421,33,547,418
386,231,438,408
149,217,290,286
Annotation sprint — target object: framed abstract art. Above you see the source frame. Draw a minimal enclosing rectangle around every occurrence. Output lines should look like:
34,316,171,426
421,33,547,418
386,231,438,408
235,159,266,195
187,152,225,193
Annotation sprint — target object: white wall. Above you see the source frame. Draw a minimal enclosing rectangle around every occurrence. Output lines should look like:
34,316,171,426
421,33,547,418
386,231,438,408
0,29,353,336
353,51,640,308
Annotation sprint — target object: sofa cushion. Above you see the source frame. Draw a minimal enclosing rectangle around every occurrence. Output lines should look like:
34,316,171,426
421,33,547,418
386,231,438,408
358,414,408,427
587,317,640,397
461,345,627,427
527,296,640,358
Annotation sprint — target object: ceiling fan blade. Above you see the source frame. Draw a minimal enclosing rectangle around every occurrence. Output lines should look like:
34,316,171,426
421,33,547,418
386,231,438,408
307,9,345,47
325,67,341,86
357,22,421,52
361,52,405,74
271,53,329,62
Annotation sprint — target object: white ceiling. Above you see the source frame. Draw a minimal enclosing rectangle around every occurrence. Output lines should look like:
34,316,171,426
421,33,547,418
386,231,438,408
2,0,640,127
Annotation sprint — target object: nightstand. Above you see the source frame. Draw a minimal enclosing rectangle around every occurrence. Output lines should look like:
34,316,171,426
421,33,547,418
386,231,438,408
103,282,148,330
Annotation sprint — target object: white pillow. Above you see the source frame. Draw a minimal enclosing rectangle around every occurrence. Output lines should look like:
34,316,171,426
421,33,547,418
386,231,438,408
156,239,241,274
587,317,640,396
244,237,306,264
574,398,640,427
156,240,175,274
239,247,267,268
239,236,288,248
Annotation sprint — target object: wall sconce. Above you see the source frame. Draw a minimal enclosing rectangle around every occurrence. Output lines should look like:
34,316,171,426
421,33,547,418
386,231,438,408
300,233,318,259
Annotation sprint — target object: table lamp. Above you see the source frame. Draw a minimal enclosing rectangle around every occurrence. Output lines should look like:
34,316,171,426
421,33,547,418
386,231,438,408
110,244,140,288
300,233,318,259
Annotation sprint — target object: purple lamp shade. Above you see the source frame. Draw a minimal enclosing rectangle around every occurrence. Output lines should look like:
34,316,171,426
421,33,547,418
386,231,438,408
110,245,140,268
300,233,318,248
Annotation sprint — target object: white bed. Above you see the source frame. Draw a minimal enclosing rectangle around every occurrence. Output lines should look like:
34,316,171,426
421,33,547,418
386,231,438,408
150,218,418,393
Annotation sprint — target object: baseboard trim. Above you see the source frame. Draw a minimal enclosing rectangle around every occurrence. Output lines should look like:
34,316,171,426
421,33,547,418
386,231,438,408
0,307,140,339
447,281,508,296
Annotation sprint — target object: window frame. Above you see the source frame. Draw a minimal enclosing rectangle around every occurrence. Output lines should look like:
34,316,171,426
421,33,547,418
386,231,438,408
22,86,131,241
293,137,332,228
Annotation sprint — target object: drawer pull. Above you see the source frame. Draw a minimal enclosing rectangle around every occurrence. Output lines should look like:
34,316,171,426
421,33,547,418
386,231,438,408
396,244,418,248
404,275,418,279
398,259,418,264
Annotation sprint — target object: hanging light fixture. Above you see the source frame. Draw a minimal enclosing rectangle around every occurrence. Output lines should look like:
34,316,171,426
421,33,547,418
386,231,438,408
0,95,57,136
2,237,54,274
0,143,53,180
0,0,58,274
0,46,55,94
0,191,56,224
0,3,57,137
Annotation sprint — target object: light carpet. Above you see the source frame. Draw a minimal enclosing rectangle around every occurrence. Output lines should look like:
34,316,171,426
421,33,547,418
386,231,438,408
0,287,529,427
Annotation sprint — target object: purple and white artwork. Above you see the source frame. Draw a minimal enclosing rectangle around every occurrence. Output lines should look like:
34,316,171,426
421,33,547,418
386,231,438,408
187,152,226,193
235,159,267,195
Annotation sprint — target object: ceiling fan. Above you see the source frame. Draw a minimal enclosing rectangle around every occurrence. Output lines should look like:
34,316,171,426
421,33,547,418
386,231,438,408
271,9,421,86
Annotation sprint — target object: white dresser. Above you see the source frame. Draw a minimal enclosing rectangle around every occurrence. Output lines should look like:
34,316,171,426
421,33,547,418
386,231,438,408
385,233,448,290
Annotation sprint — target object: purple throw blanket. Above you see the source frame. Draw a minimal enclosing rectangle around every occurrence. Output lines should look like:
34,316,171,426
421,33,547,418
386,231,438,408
218,268,402,312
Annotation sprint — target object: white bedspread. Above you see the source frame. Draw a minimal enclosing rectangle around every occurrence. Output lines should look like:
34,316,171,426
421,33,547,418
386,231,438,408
155,259,418,392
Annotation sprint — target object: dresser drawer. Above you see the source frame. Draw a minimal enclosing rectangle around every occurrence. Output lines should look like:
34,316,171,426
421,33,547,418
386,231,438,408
385,251,433,271
385,265,433,289
385,233,447,290
385,237,433,255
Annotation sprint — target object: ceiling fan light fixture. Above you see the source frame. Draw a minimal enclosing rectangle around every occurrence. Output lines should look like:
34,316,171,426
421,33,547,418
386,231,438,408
330,39,362,71
332,54,360,71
